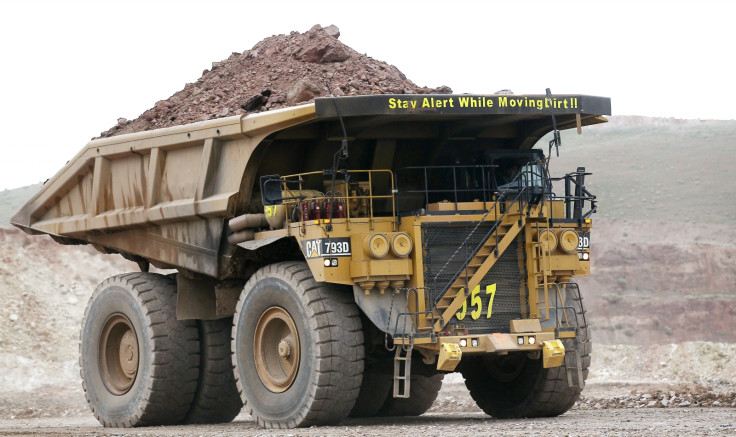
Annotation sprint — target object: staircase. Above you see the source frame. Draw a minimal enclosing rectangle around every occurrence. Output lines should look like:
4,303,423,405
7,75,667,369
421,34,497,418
416,214,526,334
406,166,549,338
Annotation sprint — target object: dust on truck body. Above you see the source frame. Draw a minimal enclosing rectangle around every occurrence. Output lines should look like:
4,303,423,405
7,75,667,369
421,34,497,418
13,93,610,428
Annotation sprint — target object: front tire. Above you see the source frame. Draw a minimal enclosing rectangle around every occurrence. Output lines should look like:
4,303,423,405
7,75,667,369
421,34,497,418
79,273,200,427
460,285,591,418
232,262,364,428
377,357,444,417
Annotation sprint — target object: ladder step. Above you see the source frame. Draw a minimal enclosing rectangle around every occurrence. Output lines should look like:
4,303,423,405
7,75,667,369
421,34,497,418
393,346,412,399
564,346,584,389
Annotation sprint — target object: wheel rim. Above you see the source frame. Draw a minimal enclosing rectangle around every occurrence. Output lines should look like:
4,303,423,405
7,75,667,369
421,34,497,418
99,314,139,395
253,306,300,393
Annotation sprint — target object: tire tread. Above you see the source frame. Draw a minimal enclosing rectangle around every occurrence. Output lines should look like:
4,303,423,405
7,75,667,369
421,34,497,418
232,261,363,428
80,273,199,427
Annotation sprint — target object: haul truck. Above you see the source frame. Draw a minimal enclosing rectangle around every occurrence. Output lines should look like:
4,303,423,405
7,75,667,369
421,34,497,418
12,93,610,428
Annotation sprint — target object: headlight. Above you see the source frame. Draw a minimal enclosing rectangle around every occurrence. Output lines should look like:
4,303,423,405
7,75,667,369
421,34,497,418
365,234,389,258
559,229,579,253
390,232,413,257
538,229,558,253
460,339,468,347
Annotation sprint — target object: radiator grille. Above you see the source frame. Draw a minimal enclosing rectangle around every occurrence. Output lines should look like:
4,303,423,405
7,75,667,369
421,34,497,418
422,222,526,333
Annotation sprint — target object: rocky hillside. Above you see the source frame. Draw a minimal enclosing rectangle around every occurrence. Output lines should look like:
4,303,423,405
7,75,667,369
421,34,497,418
0,184,41,228
547,116,736,224
578,219,736,344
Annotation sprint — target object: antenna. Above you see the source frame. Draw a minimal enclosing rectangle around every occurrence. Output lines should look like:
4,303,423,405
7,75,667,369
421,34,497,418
545,88,562,171
324,82,350,232
326,82,349,161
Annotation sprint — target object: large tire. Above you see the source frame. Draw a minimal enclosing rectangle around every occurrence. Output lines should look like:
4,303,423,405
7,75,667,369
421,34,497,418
79,273,200,427
349,353,393,417
185,318,243,424
377,356,444,417
232,262,364,428
460,285,591,418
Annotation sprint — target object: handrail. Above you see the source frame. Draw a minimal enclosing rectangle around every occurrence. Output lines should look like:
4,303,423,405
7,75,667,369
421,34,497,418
396,165,499,214
549,168,597,222
275,169,396,226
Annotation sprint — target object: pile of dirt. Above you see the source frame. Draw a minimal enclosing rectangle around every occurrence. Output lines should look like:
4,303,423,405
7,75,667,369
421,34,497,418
429,384,736,414
576,389,736,409
99,24,451,138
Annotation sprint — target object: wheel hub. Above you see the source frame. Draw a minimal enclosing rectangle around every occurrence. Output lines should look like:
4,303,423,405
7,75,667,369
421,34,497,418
253,307,300,393
278,339,291,358
99,314,139,395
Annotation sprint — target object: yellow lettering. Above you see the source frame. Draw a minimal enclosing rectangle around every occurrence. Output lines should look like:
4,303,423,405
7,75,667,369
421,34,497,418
455,288,467,320
388,98,396,109
470,285,482,320
485,283,497,318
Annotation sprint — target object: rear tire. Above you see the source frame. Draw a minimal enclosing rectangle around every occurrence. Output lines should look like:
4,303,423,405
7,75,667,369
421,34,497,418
349,354,393,417
79,273,199,427
232,262,364,428
185,318,243,424
377,357,444,417
460,285,591,418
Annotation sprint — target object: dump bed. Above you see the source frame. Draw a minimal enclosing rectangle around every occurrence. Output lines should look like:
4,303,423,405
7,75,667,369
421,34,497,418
12,94,610,278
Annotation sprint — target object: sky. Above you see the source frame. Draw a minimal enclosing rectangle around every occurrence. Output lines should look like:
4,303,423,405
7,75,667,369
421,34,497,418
0,0,734,191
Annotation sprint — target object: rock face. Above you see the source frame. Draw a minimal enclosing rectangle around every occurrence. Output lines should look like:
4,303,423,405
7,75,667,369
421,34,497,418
99,24,451,138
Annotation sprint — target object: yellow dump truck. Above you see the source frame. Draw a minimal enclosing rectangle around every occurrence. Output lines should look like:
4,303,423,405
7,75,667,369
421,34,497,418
13,93,610,428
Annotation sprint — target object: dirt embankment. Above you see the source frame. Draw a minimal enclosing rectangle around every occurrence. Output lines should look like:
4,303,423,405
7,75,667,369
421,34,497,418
580,219,736,344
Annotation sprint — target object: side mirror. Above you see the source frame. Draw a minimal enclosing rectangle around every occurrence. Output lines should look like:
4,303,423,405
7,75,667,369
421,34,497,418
260,175,283,206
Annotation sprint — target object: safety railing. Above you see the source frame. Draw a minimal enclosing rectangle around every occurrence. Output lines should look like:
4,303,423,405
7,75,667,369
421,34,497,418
386,287,437,347
261,169,396,228
395,165,499,214
549,167,597,223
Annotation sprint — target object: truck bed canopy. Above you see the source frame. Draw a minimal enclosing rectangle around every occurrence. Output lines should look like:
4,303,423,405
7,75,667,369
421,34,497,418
292,94,611,149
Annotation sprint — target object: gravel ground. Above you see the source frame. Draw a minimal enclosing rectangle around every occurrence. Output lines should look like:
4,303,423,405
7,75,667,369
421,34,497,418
1,408,734,436
1,376,735,436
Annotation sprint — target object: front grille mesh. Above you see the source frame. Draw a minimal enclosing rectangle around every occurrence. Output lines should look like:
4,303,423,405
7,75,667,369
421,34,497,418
422,222,526,333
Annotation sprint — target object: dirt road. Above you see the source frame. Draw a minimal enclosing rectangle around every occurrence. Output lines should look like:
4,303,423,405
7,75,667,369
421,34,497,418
1,409,734,436
1,377,734,436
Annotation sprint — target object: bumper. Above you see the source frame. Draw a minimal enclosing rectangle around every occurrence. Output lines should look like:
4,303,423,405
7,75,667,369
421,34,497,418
438,330,557,355
434,331,566,372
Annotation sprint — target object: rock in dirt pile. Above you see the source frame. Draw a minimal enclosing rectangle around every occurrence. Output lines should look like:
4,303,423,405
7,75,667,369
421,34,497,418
99,24,451,138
